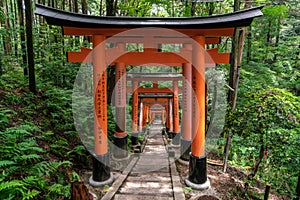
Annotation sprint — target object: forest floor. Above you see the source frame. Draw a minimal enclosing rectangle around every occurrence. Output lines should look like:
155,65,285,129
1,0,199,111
175,153,285,200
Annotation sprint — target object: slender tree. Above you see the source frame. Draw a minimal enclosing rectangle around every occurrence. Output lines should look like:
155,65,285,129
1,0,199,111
106,0,117,104
25,0,36,93
3,0,12,56
81,0,88,14
17,0,28,75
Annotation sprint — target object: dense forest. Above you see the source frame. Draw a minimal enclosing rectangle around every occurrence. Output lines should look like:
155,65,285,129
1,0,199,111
0,0,299,199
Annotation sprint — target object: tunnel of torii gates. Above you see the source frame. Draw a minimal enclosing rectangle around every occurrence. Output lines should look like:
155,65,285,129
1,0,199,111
35,4,263,189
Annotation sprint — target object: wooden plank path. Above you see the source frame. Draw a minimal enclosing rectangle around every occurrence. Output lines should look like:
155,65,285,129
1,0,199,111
102,120,185,200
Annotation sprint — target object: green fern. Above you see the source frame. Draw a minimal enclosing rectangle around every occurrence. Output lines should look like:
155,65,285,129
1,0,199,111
0,180,24,192
18,154,42,162
21,189,40,200
1,166,20,178
0,160,15,168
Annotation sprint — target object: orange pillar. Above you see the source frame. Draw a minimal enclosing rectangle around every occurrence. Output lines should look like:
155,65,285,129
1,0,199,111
167,98,173,138
139,99,143,133
132,81,139,145
151,110,155,122
161,110,165,125
165,104,169,132
181,59,193,160
142,104,148,129
185,35,210,189
90,35,113,186
113,57,128,159
172,80,180,145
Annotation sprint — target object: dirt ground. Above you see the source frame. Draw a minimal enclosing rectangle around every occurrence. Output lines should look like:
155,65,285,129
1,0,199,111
175,156,286,200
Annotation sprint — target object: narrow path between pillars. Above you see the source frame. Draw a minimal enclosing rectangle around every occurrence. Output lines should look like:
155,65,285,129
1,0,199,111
102,120,185,200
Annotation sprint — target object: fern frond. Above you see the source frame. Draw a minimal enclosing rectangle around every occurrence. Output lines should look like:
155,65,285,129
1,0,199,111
0,160,15,168
2,166,20,177
0,180,24,192
22,176,39,185
18,154,41,162
21,189,40,200
50,161,72,169
30,161,50,175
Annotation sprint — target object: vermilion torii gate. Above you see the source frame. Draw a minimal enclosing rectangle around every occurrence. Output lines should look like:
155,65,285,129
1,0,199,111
35,4,262,190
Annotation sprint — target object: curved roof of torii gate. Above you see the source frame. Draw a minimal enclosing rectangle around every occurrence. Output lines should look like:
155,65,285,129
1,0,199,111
35,4,263,29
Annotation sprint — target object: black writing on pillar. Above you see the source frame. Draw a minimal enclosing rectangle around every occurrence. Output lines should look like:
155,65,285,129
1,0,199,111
192,74,197,119
116,67,125,107
97,127,103,144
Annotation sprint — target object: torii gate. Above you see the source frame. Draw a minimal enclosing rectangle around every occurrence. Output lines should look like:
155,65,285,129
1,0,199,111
35,4,263,190
127,77,183,146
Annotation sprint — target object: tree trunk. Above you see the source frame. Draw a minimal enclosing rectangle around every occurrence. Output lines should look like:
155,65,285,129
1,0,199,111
17,0,28,75
3,0,12,56
74,0,79,13
105,0,117,104
228,0,240,104
11,0,18,57
246,25,252,63
296,172,300,199
264,20,272,64
228,0,251,107
81,0,88,14
69,0,73,12
70,181,92,200
191,2,196,16
99,0,103,16
25,0,36,94
273,18,281,63
106,0,116,16
248,145,264,179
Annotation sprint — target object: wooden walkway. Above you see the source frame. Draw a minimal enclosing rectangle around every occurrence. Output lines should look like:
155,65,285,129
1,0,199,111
102,120,185,200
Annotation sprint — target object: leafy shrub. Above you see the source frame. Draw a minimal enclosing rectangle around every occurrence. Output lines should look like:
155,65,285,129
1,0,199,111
227,86,300,197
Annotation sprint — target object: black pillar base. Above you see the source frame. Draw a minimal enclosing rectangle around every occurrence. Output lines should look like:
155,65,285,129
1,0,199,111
180,138,191,161
113,135,128,159
171,132,181,146
185,154,210,190
131,132,138,146
168,131,175,139
162,128,166,135
89,154,114,187
165,127,169,134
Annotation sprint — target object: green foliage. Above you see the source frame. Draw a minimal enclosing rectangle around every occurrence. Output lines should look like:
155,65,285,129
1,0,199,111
0,73,89,199
0,123,76,199
0,8,4,21
262,5,289,19
227,86,300,197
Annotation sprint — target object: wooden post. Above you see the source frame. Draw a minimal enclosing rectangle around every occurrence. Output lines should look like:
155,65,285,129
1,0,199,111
186,35,210,189
90,35,113,186
172,80,180,145
223,135,231,173
113,52,128,159
132,81,139,145
181,45,193,160
296,172,300,199
264,184,271,200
